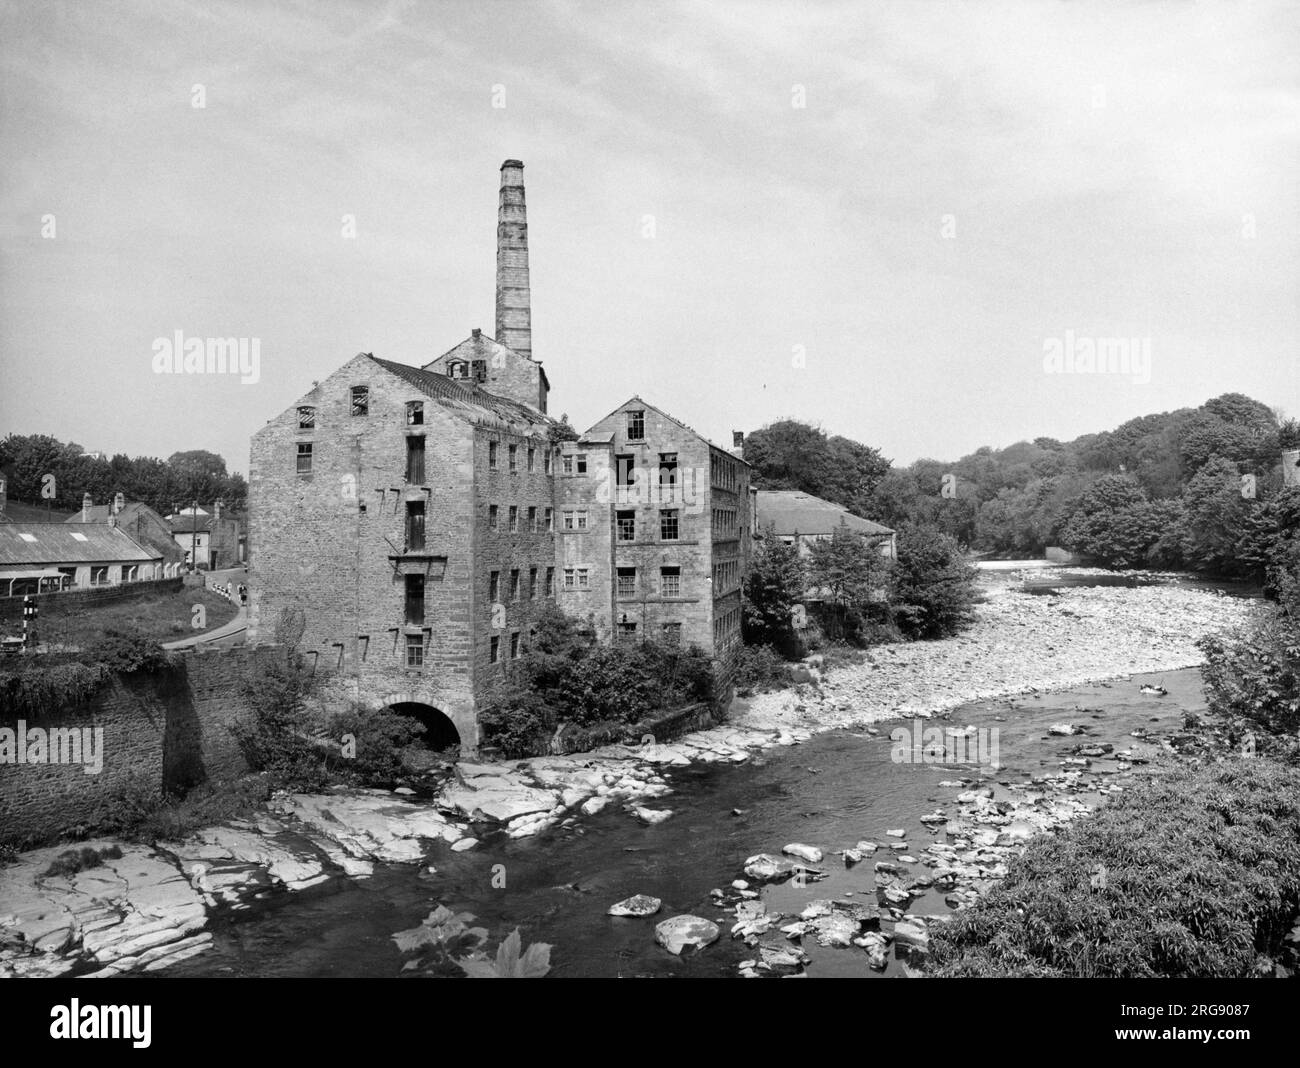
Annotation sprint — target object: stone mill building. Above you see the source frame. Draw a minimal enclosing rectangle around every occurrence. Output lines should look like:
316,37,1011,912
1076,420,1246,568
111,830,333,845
247,160,750,751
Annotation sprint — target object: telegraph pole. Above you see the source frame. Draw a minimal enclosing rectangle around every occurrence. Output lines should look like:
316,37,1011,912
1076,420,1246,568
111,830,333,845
22,594,37,653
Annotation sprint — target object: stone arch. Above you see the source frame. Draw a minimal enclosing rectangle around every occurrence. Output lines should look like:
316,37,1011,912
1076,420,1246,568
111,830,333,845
384,701,461,751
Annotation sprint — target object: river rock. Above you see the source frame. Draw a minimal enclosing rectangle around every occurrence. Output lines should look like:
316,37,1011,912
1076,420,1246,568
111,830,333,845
782,843,823,863
655,915,720,955
886,828,906,838
743,853,794,881
608,894,662,917
634,806,673,825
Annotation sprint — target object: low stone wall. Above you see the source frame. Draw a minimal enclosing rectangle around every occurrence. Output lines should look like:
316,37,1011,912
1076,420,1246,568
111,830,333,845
0,645,285,848
0,577,184,624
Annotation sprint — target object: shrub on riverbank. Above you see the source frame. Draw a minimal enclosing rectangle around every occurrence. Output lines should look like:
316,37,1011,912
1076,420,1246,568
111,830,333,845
734,644,792,696
925,760,1300,977
479,606,714,758
326,704,425,787
231,656,330,790
1198,543,1300,763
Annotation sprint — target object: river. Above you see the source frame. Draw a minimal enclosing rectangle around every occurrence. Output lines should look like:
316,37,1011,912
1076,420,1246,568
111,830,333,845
155,663,1208,979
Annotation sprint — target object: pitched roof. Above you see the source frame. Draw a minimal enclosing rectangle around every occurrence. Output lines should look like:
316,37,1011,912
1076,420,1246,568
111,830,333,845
755,490,894,537
0,524,161,566
369,355,554,433
427,331,550,392
66,501,161,525
587,395,752,464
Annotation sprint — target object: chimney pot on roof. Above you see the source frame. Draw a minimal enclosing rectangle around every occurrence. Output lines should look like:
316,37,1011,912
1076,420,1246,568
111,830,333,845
472,328,481,339
732,431,744,447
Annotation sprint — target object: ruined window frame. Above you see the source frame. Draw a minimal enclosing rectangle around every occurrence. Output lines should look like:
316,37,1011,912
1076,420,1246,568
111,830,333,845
350,386,369,417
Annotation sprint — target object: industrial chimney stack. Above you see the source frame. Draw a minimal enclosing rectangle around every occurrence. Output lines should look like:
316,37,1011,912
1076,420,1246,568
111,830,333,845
495,159,531,360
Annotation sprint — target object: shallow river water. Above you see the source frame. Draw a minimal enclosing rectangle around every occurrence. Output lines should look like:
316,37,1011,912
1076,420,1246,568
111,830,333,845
156,665,1207,979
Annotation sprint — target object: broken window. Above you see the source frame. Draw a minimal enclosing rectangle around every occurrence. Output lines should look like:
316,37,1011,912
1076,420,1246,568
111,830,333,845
616,510,635,541
659,452,678,485
350,386,369,416
627,410,645,440
660,566,681,597
545,567,554,596
562,509,587,531
661,622,682,644
660,509,679,540
529,568,538,598
470,359,487,382
488,441,498,469
405,500,425,551
510,632,520,659
527,447,535,472
510,569,520,601
297,406,315,429
575,454,587,474
508,444,518,472
405,573,425,625
296,442,313,475
406,437,425,484
615,454,635,488
528,506,538,532
508,505,518,532
617,621,637,642
490,635,500,663
544,507,553,531
407,401,424,425
490,570,499,600
449,361,467,379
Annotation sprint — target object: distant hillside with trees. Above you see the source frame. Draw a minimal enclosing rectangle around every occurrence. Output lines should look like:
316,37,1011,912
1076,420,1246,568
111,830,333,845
0,435,247,517
745,393,1300,583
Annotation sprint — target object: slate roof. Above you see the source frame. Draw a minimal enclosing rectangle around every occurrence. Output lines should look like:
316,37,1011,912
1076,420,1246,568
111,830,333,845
0,524,161,566
370,356,555,432
755,490,894,538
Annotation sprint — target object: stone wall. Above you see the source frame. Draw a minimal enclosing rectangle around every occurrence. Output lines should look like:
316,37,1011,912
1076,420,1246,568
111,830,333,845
0,645,284,848
0,577,184,624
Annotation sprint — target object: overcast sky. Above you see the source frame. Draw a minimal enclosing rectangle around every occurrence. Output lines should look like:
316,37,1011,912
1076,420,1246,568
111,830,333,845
1,0,1296,476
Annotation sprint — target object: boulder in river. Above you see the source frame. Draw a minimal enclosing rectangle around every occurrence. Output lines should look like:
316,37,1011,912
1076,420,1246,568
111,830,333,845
655,915,720,955
743,853,794,881
782,843,823,863
608,894,662,918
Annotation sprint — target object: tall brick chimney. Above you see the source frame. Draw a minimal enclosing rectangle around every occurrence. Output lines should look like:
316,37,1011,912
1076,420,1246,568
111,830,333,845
495,159,531,360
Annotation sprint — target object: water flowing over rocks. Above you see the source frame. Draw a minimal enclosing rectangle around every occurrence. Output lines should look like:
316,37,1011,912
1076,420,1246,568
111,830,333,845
0,577,1259,978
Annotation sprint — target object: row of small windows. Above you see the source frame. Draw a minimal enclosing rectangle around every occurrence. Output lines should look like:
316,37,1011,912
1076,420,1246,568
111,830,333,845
489,626,537,663
614,566,682,598
616,621,683,644
713,606,742,648
300,397,424,429
490,567,555,602
296,435,427,482
488,441,551,474
711,507,738,539
566,509,682,540
711,453,739,491
713,559,740,594
488,505,554,532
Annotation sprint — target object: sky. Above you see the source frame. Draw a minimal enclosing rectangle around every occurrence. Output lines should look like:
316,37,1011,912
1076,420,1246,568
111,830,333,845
1,0,1296,476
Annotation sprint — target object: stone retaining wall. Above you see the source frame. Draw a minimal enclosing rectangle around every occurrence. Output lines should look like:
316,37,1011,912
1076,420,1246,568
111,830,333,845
0,645,285,848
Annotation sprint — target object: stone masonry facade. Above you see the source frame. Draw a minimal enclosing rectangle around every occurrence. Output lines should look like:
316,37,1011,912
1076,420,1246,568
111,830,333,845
246,160,750,751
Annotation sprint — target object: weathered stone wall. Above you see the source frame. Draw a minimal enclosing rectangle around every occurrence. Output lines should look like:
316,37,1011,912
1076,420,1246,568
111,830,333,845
0,577,184,624
0,646,283,848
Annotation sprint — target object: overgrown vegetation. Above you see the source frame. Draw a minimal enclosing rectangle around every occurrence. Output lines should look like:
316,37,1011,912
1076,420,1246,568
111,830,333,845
479,605,714,758
43,844,123,879
734,644,792,696
1198,543,1300,764
926,760,1300,977
230,656,330,790
889,525,979,640
393,905,552,978
746,394,1298,582
327,704,426,787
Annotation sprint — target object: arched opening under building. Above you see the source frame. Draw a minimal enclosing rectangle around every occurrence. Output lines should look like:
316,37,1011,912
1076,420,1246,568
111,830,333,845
386,702,461,752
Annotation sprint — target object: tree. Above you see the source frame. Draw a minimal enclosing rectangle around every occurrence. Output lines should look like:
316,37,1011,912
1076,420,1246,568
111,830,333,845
890,526,978,639
742,529,805,650
1179,455,1251,575
745,419,889,514
805,523,891,641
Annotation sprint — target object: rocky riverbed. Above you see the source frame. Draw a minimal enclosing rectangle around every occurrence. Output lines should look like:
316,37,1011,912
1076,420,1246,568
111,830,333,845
0,577,1262,978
